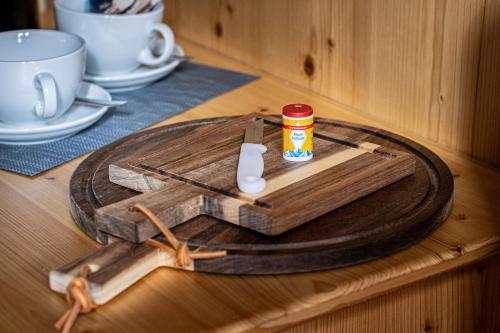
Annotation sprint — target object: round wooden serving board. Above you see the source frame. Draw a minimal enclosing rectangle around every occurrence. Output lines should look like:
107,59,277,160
70,116,453,274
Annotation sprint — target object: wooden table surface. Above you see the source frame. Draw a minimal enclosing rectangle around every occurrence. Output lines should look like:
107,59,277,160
1,37,500,332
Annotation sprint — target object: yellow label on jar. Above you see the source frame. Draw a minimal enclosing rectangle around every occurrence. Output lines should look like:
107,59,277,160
282,115,313,161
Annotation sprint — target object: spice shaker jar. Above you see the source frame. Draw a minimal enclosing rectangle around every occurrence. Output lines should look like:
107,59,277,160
282,104,313,162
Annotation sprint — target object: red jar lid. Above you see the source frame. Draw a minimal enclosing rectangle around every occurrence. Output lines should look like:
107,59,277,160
282,104,313,117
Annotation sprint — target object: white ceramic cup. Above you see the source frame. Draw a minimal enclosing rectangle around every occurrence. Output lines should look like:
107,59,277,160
55,0,175,76
0,30,86,128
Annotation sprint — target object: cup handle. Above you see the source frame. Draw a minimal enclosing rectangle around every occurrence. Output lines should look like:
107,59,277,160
137,23,175,66
34,73,58,119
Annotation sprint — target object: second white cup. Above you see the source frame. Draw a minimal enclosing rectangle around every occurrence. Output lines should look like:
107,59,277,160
55,0,175,76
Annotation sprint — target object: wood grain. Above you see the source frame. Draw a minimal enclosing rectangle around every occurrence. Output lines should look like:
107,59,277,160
164,0,500,168
1,36,500,332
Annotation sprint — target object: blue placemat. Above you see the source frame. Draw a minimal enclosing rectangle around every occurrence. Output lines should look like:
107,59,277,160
0,63,258,176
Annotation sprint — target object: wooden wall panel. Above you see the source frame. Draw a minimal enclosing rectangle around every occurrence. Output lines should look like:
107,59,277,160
165,0,500,168
280,255,500,333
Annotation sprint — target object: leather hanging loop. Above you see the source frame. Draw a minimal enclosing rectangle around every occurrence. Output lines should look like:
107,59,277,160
130,204,226,268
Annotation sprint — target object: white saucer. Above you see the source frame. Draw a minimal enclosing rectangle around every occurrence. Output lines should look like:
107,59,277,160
83,44,185,93
0,82,111,145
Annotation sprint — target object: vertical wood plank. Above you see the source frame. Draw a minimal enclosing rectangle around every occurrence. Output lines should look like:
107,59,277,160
478,255,500,332
437,0,485,153
352,0,437,138
319,0,355,103
472,0,500,166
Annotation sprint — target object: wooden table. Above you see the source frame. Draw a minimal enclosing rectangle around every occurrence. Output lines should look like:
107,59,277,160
1,38,499,333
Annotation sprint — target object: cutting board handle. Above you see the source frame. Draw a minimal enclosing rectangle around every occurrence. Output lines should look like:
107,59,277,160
49,239,198,305
94,180,206,243
95,170,274,242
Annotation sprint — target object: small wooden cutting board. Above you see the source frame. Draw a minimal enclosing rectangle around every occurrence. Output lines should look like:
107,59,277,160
94,113,416,242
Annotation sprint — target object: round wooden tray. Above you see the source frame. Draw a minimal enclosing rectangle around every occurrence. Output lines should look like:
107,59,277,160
70,116,453,274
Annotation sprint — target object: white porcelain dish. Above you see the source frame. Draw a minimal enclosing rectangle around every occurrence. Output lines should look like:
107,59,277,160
0,83,111,145
83,44,184,93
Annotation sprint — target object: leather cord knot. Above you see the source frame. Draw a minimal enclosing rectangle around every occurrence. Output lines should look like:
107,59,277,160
55,265,96,333
175,243,193,267
130,204,226,268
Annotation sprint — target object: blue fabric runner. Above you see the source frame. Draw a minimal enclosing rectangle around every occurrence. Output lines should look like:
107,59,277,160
0,62,258,176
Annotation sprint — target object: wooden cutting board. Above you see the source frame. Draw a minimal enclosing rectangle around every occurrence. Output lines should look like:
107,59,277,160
50,115,453,305
93,113,416,242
